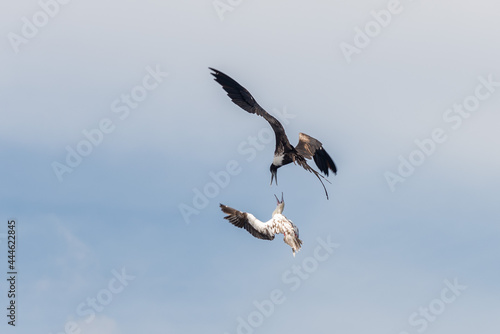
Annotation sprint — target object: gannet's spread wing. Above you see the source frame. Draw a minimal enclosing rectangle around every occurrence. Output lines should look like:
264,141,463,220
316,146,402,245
220,204,275,240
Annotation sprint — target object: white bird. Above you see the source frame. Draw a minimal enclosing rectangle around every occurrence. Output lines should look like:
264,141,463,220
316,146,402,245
220,194,302,256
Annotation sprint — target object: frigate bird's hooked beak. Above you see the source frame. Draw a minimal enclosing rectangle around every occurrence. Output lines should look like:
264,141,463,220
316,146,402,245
270,164,278,186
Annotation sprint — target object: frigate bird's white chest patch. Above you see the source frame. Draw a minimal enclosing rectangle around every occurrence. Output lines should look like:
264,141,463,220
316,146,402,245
272,154,284,166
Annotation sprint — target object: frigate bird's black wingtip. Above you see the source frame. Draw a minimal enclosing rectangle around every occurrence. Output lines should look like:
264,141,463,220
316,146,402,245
209,67,232,81
209,68,219,80
313,147,337,177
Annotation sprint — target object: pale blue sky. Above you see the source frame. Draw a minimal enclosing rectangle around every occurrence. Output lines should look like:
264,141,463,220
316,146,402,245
1,0,499,333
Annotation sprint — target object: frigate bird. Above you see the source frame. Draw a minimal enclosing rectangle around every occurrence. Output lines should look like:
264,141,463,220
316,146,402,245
210,67,337,199
220,194,302,256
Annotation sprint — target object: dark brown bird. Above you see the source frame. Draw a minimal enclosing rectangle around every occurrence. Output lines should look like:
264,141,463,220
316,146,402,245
210,67,337,199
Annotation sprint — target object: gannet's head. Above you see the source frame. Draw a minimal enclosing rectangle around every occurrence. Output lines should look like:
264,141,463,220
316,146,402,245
272,193,285,215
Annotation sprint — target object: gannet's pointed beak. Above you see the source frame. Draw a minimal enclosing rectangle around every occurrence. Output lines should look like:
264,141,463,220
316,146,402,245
274,194,280,205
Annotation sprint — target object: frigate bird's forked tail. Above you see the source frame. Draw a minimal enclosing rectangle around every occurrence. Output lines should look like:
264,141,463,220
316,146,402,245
293,154,332,200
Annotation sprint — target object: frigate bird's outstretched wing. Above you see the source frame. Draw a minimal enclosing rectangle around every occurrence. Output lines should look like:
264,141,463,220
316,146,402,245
209,67,293,152
220,204,275,241
295,133,337,176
